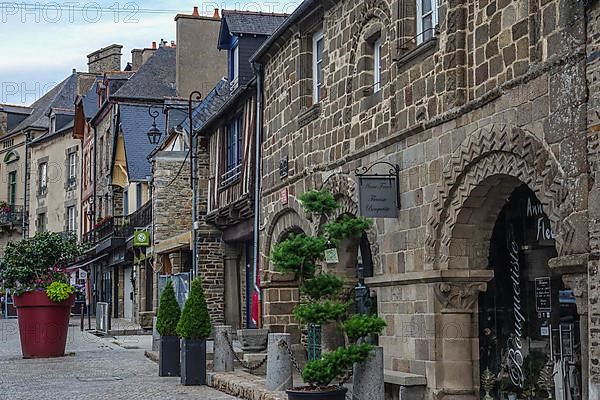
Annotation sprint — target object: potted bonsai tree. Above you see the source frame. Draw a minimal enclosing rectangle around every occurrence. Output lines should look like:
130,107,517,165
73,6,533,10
176,277,212,385
270,189,386,399
0,232,82,358
156,280,181,377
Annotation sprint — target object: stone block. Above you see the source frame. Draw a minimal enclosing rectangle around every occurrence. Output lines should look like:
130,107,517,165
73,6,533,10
265,333,292,391
353,347,384,400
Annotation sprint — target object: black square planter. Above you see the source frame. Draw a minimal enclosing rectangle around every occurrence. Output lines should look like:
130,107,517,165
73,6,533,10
159,335,180,377
180,339,207,385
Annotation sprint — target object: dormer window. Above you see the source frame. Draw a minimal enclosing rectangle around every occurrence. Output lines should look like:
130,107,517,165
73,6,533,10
312,30,324,104
50,115,56,133
231,44,239,90
416,0,438,44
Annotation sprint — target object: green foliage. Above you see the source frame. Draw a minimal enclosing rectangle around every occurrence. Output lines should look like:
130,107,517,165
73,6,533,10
299,190,338,214
343,314,387,343
176,278,212,340
294,300,347,325
0,232,82,293
156,280,181,337
45,281,75,302
300,273,344,300
270,234,327,278
323,215,372,241
302,343,375,387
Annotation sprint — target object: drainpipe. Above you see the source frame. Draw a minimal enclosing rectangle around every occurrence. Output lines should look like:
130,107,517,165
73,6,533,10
252,62,264,328
22,132,31,238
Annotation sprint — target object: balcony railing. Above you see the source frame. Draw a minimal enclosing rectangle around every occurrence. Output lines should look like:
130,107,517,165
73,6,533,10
0,205,24,227
82,201,152,245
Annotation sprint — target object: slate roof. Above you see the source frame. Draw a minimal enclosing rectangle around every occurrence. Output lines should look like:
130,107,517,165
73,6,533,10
81,80,100,119
182,79,231,134
221,10,288,38
112,47,176,101
119,104,164,181
9,72,79,134
30,120,74,145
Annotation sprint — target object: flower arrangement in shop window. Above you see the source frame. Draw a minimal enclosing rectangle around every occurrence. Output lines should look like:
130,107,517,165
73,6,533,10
0,232,83,299
0,201,11,213
270,189,386,396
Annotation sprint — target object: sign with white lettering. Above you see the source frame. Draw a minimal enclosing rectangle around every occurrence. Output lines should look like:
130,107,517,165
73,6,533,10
358,177,398,218
506,228,525,389
535,277,552,312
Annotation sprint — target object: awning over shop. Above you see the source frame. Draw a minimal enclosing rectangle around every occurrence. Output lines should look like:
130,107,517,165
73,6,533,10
154,230,191,255
67,254,108,271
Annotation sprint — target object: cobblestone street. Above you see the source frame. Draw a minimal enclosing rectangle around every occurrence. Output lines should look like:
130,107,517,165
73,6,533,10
0,319,239,400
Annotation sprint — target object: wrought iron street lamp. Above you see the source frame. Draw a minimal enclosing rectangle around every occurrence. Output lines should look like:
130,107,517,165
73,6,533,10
146,107,162,145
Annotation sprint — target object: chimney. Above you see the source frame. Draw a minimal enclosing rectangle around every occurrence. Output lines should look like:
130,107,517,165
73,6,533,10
175,6,227,97
152,41,157,49
213,8,220,19
131,49,143,70
171,40,176,48
192,6,199,16
87,44,123,74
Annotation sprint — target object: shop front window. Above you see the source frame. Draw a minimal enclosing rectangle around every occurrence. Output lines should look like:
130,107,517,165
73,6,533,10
479,185,581,399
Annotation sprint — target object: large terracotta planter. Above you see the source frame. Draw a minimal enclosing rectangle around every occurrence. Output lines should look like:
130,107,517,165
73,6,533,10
13,291,75,358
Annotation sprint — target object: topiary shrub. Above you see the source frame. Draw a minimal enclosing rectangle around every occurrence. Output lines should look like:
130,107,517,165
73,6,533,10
176,277,211,340
270,188,387,390
299,189,338,214
156,280,181,337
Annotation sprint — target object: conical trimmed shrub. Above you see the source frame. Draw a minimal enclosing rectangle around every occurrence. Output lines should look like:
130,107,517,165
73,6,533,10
176,277,212,340
156,280,181,337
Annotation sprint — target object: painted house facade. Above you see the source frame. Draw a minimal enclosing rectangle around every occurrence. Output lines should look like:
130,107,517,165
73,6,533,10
252,0,597,398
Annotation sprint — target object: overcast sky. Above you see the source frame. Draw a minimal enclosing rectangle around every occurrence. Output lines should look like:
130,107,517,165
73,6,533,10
0,1,299,105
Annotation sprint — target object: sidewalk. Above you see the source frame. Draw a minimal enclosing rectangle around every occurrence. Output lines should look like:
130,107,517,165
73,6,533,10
0,318,240,400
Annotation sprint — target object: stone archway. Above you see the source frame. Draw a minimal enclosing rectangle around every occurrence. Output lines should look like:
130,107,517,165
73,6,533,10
425,124,568,271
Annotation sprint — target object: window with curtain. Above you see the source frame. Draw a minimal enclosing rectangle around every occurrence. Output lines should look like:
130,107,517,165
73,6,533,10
67,206,76,233
38,162,47,194
8,171,16,206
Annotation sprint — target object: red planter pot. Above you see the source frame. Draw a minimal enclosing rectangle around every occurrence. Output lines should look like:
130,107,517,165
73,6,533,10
13,291,75,358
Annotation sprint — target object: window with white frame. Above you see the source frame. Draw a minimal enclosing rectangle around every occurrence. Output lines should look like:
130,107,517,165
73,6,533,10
416,0,438,44
224,116,243,184
231,45,239,88
67,206,76,233
374,37,382,92
68,152,76,182
39,162,48,194
312,30,324,104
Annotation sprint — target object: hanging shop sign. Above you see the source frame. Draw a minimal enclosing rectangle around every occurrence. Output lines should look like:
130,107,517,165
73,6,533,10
134,230,150,247
355,162,400,219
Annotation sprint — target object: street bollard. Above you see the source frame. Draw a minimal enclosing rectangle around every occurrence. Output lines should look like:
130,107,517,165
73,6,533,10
213,325,235,372
266,333,293,391
352,346,384,400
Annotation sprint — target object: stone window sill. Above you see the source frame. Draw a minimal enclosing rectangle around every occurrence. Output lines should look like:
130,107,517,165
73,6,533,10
297,103,321,128
395,37,438,68
360,90,383,113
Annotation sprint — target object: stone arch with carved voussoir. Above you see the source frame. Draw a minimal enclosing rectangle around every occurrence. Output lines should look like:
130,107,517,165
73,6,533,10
321,173,382,275
425,123,568,271
261,195,314,278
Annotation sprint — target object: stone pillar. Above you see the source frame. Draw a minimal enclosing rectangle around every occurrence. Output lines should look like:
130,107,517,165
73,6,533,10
432,282,487,399
563,272,588,400
224,245,241,330
266,333,293,391
352,346,384,400
169,252,184,274
152,316,160,351
214,325,235,372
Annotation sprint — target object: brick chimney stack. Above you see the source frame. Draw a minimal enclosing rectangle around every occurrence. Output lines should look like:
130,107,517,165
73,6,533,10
192,6,199,16
213,8,220,19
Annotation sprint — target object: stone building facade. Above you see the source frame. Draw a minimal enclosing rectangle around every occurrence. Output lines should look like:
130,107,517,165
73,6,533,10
253,0,597,398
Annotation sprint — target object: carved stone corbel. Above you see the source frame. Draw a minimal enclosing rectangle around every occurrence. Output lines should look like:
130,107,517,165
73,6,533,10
434,282,487,313
562,273,588,316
